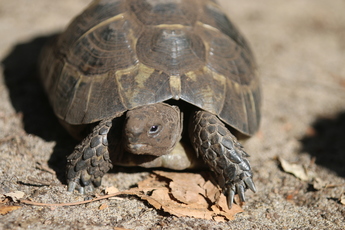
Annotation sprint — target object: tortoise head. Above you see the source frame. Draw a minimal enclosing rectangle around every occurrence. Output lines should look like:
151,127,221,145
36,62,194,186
124,103,182,156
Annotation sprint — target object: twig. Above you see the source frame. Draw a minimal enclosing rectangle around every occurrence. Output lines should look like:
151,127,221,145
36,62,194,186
35,162,56,175
325,183,345,189
20,190,140,207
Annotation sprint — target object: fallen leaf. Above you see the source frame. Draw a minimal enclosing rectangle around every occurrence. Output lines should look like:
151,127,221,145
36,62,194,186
212,216,227,222
4,191,25,202
279,158,339,190
137,173,168,193
212,194,243,220
153,171,212,205
203,180,222,204
105,186,124,200
0,204,21,215
105,186,119,194
154,171,205,185
169,180,204,204
99,203,108,210
312,177,328,190
130,171,243,221
279,158,310,181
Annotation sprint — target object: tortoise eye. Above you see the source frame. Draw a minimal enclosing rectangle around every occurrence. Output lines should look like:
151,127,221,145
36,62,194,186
149,125,160,134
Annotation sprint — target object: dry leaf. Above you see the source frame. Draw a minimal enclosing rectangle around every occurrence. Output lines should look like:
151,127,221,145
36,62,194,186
105,186,119,194
0,204,21,215
99,203,109,210
212,194,243,220
105,186,125,200
129,171,243,221
279,158,310,181
154,171,205,185
153,171,210,205
203,180,222,204
169,181,205,204
137,174,168,193
4,191,25,202
312,177,328,190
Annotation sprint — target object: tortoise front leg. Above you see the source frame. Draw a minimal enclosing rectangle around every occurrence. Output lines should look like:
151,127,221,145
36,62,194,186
66,119,113,194
189,111,256,208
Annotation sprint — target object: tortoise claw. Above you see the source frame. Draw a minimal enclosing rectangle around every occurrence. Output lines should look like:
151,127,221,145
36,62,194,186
78,186,85,195
244,177,257,193
227,181,254,209
67,181,77,192
236,184,246,202
227,189,235,209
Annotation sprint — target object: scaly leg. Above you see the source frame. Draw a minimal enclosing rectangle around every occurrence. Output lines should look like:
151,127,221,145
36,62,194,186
189,111,256,208
66,119,113,194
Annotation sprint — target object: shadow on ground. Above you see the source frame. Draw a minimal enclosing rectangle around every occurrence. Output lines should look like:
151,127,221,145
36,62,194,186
1,35,77,183
301,112,345,178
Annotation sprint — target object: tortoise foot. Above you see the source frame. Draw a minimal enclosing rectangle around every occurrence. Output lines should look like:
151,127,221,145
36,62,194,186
190,111,256,208
66,119,113,193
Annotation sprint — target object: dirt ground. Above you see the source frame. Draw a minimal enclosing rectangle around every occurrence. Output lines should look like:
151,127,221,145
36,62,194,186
1,0,345,229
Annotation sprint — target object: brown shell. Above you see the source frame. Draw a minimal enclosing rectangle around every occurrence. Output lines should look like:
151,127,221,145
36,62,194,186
40,0,261,136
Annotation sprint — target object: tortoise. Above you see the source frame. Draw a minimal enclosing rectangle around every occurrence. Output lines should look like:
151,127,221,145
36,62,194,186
39,0,261,208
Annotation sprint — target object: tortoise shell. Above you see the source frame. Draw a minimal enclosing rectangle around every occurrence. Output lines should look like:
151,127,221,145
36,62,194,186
40,0,261,136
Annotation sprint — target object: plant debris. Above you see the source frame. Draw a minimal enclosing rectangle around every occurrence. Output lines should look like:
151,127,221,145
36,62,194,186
105,186,119,195
278,158,344,191
19,171,243,221
128,171,243,221
279,157,310,181
98,203,108,210
4,191,25,202
0,205,21,215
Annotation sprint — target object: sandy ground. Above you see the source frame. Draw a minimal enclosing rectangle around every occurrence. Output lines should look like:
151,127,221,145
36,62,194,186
1,0,345,229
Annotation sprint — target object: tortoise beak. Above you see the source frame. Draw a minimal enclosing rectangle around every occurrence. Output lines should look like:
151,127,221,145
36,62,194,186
126,143,150,155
